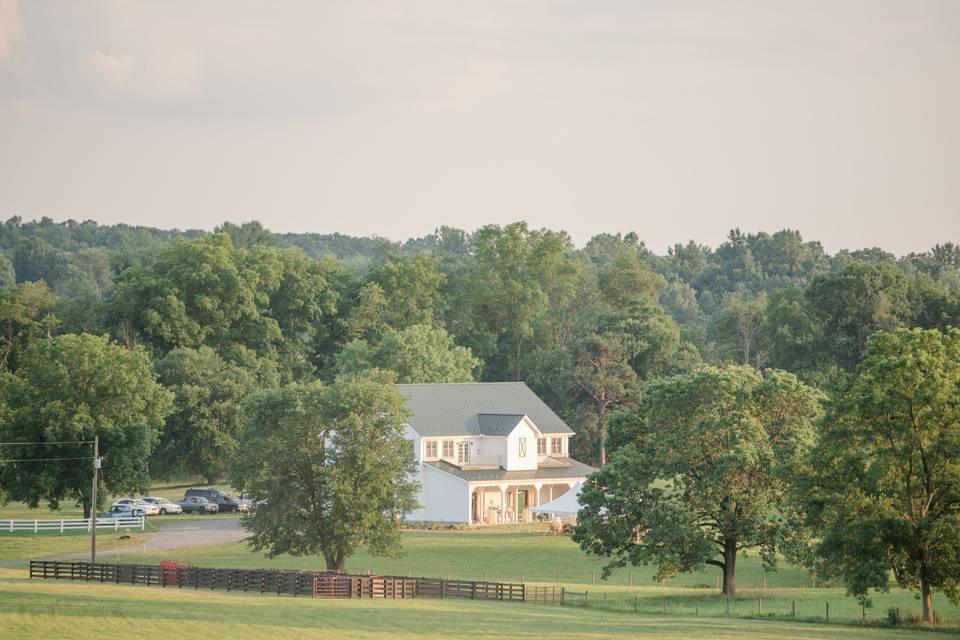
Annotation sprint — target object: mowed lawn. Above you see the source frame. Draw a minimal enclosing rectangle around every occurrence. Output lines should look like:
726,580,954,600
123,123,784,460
0,568,950,640
82,526,960,630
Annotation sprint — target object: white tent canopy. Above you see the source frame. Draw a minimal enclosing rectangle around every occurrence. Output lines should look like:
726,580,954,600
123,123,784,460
529,481,583,516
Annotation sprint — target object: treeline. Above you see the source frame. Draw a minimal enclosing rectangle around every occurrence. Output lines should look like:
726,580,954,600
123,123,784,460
2,216,960,467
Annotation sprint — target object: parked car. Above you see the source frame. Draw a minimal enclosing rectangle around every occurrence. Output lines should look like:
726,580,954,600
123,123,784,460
99,504,145,518
141,497,182,515
177,495,218,514
111,498,159,516
184,488,243,513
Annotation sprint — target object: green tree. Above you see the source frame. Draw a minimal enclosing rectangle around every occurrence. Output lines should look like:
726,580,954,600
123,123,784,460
336,324,478,383
153,347,257,483
365,253,446,328
0,281,59,373
0,334,172,517
230,371,418,570
804,328,960,623
711,292,768,367
0,254,14,289
574,366,819,595
805,262,911,369
572,333,638,466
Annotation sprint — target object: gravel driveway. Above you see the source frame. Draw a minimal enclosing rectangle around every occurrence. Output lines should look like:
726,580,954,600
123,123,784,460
0,517,248,566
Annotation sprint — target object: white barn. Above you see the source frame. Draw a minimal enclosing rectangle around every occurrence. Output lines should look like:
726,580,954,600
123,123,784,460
398,382,594,525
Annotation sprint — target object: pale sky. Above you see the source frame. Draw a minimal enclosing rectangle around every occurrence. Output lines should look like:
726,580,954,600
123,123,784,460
1,1,958,254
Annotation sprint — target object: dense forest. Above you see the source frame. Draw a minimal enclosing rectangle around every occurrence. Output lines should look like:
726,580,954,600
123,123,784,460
2,214,958,468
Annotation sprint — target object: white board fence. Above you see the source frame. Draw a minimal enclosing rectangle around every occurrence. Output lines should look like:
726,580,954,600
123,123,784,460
1,517,145,533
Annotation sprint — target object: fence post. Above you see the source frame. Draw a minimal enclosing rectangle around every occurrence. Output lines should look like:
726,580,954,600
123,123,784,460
726,598,730,616
561,587,565,605
585,591,589,607
634,595,638,613
826,602,829,622
60,520,64,534
861,603,865,623
663,598,667,614
758,598,763,616
792,600,795,618
34,520,38,533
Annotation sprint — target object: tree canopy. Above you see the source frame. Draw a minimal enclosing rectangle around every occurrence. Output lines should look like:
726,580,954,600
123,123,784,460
229,371,418,570
0,333,173,517
803,328,960,623
574,366,820,595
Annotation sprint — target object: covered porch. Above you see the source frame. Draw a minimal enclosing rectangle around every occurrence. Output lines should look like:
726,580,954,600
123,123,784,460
468,481,576,525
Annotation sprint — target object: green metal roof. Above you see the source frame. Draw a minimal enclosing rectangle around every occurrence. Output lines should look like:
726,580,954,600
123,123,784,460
424,459,596,483
396,382,574,438
477,414,525,436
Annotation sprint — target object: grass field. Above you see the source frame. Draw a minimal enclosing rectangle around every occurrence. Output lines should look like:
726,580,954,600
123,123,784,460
2,567,954,640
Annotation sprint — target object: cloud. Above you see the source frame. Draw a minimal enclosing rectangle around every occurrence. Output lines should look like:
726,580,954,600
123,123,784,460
81,49,135,90
0,0,24,64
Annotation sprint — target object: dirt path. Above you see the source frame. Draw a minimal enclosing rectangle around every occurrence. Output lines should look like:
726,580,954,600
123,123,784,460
0,518,248,566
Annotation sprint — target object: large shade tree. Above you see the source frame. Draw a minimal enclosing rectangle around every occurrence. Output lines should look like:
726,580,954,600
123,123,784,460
804,328,960,623
153,346,257,483
230,370,418,570
0,334,172,517
574,366,820,595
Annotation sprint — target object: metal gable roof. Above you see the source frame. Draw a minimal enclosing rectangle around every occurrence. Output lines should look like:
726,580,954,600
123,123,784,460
397,382,574,438
477,414,525,436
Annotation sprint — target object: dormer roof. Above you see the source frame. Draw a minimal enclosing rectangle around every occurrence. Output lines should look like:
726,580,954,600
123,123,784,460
397,382,574,438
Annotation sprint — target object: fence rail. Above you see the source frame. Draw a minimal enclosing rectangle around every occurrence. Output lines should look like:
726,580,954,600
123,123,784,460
29,560,524,603
3,517,145,533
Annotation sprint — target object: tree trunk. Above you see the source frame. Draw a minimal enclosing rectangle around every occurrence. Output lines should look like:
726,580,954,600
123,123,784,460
324,550,347,572
597,417,606,467
921,574,934,624
722,539,737,596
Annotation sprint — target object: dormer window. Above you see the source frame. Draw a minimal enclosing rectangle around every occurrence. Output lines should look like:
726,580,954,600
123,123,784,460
537,437,546,455
424,440,438,459
442,440,454,459
550,436,563,456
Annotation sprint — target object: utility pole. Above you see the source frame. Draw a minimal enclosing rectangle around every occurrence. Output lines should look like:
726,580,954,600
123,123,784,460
91,435,99,563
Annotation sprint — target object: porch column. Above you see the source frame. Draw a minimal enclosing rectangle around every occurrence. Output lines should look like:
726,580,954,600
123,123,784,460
467,487,474,526
500,486,507,524
533,483,543,507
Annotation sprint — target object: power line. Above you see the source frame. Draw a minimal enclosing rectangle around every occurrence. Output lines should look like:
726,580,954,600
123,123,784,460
0,441,94,446
0,456,95,463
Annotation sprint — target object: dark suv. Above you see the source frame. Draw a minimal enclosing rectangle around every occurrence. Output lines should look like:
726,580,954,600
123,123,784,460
183,488,242,513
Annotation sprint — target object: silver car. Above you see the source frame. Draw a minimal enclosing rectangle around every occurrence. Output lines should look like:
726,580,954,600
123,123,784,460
112,498,159,516
177,495,219,514
141,497,183,515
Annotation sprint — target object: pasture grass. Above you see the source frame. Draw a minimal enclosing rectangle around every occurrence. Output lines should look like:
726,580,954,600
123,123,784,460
0,567,951,640
110,527,960,629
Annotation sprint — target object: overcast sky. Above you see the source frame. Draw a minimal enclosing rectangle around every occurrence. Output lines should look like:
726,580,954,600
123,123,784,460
1,1,958,254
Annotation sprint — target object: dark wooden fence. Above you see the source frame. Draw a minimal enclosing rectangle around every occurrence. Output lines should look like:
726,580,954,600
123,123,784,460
29,560,524,603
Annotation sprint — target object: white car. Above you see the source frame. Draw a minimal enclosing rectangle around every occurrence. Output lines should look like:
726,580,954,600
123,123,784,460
112,498,159,516
141,497,183,515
